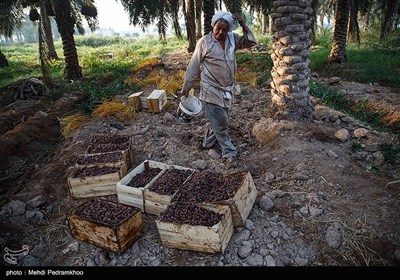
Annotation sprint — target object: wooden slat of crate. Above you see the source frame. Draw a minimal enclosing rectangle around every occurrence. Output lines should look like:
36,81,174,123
68,171,120,199
213,171,257,227
143,165,194,215
68,201,143,253
139,92,150,109
116,160,169,212
155,204,233,254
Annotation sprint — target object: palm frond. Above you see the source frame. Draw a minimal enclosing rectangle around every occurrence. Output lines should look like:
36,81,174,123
0,0,25,37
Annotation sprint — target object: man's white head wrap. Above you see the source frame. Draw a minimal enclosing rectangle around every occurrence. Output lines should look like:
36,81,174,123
211,11,234,32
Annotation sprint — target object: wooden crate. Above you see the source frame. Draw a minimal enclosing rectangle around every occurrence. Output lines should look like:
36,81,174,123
174,171,258,227
67,165,124,199
116,160,169,212
68,199,143,253
127,91,143,110
155,204,233,254
146,89,167,113
212,171,258,228
75,161,129,178
143,165,194,215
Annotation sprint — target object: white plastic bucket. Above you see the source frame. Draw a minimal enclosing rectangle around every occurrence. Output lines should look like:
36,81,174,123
177,95,202,121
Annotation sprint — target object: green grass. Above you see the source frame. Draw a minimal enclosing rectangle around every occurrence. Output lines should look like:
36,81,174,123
310,82,393,132
310,47,400,88
310,29,400,88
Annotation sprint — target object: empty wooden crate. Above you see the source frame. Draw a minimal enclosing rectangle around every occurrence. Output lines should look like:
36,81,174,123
146,89,167,113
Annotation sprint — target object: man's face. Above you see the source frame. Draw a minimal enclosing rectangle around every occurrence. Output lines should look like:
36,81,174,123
212,20,229,41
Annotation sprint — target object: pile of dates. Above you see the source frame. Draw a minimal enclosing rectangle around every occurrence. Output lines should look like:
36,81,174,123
74,199,138,227
89,134,130,145
76,151,124,165
148,169,193,195
173,171,244,203
128,167,162,188
158,203,222,227
74,166,120,178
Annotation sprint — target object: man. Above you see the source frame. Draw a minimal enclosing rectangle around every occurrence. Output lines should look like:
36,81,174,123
181,11,256,166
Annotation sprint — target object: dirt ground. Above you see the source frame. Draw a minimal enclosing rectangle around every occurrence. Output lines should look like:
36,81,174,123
0,50,399,267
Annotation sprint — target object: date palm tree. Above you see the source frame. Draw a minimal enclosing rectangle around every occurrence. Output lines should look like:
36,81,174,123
269,0,314,120
0,0,98,81
0,0,24,68
119,0,183,40
203,0,215,34
328,0,350,64
379,0,400,41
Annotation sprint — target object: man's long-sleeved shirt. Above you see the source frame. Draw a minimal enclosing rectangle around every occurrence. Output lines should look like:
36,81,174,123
182,29,256,108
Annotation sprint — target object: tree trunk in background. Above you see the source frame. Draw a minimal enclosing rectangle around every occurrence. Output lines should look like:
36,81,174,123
54,0,82,80
261,12,267,34
172,7,183,40
269,15,273,34
203,0,214,35
39,0,54,88
42,2,59,60
319,9,325,30
195,0,202,38
380,0,399,41
0,50,9,68
311,0,318,45
186,0,196,52
347,0,360,45
269,0,314,121
328,0,349,64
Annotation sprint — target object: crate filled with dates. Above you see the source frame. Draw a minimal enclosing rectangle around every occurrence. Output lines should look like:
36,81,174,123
155,202,233,253
172,170,257,227
68,198,143,253
143,167,194,215
68,134,132,199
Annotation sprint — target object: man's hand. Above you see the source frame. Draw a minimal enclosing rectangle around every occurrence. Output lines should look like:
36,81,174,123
181,89,190,97
233,13,250,33
232,13,244,24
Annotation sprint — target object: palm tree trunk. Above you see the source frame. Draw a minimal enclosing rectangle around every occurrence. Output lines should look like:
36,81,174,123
311,0,319,45
380,0,398,41
0,50,9,68
269,15,273,35
42,2,58,60
39,1,54,88
347,0,360,45
328,0,350,64
195,0,202,38
203,0,214,35
261,12,267,34
186,0,196,52
269,0,314,120
171,1,182,39
54,0,82,81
